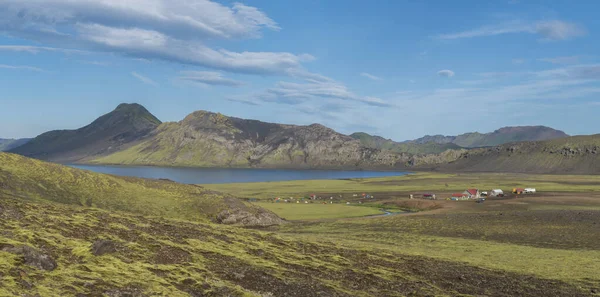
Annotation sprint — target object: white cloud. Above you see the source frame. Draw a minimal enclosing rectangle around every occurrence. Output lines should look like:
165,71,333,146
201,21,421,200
237,77,393,107
538,56,581,65
437,70,455,77
360,72,382,81
0,64,44,72
0,45,84,54
79,60,111,66
437,20,585,41
0,0,315,76
177,71,244,87
131,71,157,86
512,58,526,65
478,72,513,78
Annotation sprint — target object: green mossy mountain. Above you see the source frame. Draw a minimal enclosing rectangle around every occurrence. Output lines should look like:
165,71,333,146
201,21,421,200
350,132,463,154
92,110,414,169
10,103,162,162
0,138,31,151
0,152,282,226
410,126,569,148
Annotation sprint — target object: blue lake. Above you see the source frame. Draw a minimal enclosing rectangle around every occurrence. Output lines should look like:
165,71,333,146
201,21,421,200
69,164,410,184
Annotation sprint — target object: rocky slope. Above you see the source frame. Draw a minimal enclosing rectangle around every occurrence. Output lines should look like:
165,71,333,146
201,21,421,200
0,138,31,151
10,103,161,162
410,126,569,148
92,110,416,169
351,132,463,154
438,134,600,174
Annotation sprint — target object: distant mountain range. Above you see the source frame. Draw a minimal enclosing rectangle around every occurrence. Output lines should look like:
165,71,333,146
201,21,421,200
0,138,31,151
408,126,569,148
350,132,463,154
10,103,599,173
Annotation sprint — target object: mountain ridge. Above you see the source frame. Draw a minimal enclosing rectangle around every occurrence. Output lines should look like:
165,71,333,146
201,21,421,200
10,103,161,162
409,125,569,148
92,109,413,169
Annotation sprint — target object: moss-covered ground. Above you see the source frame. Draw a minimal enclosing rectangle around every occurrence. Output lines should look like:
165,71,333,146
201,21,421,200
2,153,600,296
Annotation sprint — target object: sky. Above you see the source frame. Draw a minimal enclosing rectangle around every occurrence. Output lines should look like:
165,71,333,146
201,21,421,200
1,0,599,140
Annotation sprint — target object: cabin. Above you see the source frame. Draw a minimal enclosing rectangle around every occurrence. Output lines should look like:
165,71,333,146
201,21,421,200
513,188,525,195
524,188,536,194
490,189,504,197
463,189,480,199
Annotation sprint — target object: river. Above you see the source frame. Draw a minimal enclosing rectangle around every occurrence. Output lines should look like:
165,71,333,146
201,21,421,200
69,164,410,184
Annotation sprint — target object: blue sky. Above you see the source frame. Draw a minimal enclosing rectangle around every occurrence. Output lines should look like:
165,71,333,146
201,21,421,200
1,0,599,140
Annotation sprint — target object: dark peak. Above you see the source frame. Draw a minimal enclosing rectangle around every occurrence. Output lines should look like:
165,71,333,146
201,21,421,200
89,103,162,127
493,125,563,133
115,103,148,113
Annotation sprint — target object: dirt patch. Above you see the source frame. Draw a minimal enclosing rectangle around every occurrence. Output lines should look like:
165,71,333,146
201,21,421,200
153,245,192,265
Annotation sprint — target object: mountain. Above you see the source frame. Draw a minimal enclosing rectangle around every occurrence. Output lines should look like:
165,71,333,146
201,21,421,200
0,152,282,226
10,103,161,162
0,138,31,151
436,134,600,174
91,110,413,169
410,126,569,148
350,132,463,154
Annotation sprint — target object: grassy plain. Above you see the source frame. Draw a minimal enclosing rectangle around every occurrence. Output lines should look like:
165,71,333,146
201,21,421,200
255,202,384,220
203,172,600,200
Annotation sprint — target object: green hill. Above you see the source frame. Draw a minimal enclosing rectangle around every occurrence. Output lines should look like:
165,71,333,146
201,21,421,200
439,134,600,174
350,132,463,154
10,103,161,163
0,152,281,226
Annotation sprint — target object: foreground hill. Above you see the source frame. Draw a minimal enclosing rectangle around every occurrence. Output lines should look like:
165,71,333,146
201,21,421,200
10,103,161,162
2,196,589,296
439,134,600,174
0,138,31,151
411,126,568,148
0,152,281,226
350,132,463,154
92,110,412,169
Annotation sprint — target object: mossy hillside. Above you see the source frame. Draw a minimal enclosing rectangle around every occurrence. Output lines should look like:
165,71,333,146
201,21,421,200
0,152,241,222
0,196,593,296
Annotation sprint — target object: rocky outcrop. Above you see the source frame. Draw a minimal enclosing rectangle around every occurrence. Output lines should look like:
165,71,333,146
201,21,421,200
2,245,57,271
216,197,285,227
92,239,118,256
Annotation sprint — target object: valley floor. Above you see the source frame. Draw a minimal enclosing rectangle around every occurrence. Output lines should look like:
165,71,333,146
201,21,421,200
2,171,600,296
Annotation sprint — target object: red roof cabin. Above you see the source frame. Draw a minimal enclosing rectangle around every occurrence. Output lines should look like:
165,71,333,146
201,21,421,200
462,189,481,199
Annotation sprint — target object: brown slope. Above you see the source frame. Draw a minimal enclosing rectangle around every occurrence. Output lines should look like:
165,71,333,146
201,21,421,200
10,103,161,163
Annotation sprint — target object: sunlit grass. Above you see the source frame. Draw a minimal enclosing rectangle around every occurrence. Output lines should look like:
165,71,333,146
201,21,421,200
254,202,384,220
